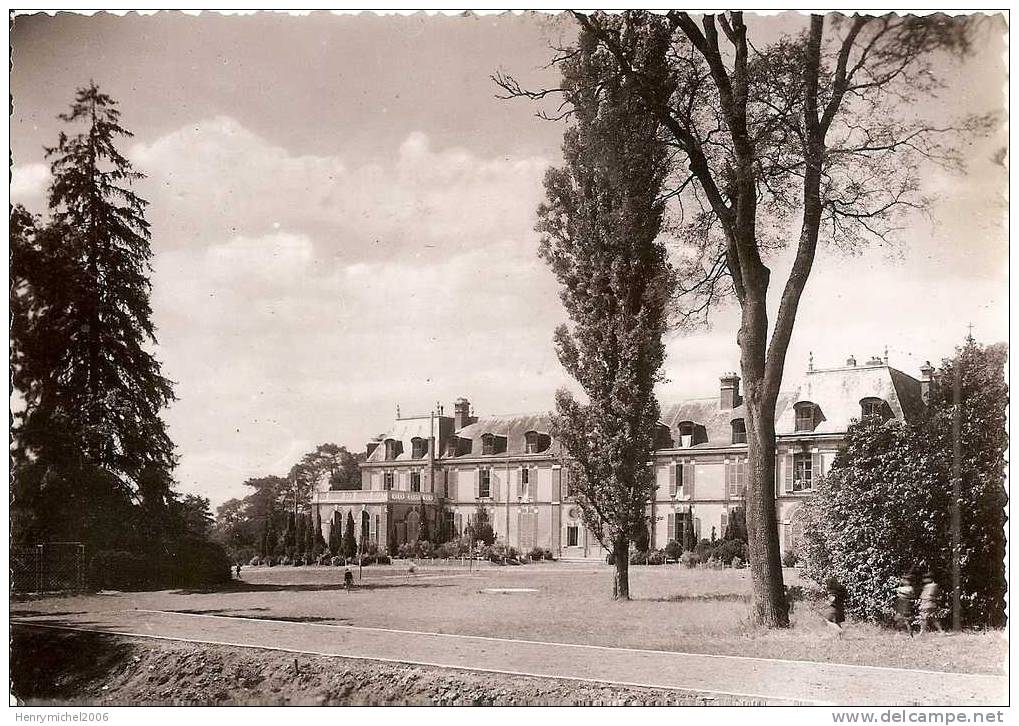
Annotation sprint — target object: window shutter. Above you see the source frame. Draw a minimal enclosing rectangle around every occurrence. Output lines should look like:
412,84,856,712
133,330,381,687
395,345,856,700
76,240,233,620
668,461,677,496
684,462,696,497
720,512,728,539
563,467,570,498
455,513,462,537
449,469,458,500
818,453,825,478
667,513,676,542
474,469,480,499
517,467,524,498
725,460,732,497
694,517,702,540
785,454,794,493
552,468,561,500
492,470,500,500
812,452,821,487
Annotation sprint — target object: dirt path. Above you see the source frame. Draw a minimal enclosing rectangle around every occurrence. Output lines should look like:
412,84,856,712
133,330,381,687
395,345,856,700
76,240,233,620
12,609,1005,706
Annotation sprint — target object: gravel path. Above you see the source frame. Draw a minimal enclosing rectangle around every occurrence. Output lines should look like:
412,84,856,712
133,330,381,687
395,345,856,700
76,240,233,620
12,608,1006,706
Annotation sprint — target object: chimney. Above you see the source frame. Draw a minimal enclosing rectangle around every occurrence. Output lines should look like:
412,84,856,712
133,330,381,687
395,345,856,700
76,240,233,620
866,354,883,366
846,354,857,367
920,361,934,404
454,397,473,429
719,372,741,410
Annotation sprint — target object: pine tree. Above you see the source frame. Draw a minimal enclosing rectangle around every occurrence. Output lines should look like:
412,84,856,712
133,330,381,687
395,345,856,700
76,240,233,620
418,500,430,542
11,83,176,551
535,17,674,599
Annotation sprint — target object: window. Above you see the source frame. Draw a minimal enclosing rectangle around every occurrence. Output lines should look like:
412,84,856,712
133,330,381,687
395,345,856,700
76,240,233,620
860,397,888,420
445,437,459,457
792,453,813,492
566,525,579,547
410,471,421,493
383,472,394,490
727,458,746,497
731,419,747,445
411,437,427,459
479,468,491,498
794,402,818,432
384,438,401,460
677,421,696,447
520,467,530,498
525,431,539,454
482,434,496,456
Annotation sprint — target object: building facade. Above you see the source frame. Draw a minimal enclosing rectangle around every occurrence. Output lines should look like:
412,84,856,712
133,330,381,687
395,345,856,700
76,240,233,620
311,355,928,559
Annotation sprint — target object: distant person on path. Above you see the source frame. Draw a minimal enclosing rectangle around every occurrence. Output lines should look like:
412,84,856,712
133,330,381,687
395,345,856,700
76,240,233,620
893,569,920,636
918,572,944,634
822,578,847,638
344,567,354,589
234,563,241,580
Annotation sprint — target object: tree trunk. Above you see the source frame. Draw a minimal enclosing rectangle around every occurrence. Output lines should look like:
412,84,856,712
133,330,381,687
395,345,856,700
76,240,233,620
744,381,789,627
612,534,630,600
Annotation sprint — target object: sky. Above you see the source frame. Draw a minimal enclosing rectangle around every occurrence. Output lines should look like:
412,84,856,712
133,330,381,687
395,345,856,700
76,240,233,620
10,11,1009,507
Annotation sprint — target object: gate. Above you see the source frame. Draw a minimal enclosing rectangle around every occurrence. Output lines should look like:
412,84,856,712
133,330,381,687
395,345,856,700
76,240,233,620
11,542,86,593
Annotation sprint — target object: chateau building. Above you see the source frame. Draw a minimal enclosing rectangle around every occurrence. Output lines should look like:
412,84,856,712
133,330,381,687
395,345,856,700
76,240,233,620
311,354,929,559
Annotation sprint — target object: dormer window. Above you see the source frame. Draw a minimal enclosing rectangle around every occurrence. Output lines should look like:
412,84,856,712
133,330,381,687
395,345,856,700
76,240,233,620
444,436,459,457
524,431,548,454
860,397,890,421
677,421,699,448
731,419,747,445
482,433,497,456
411,437,427,459
384,438,402,460
794,402,822,432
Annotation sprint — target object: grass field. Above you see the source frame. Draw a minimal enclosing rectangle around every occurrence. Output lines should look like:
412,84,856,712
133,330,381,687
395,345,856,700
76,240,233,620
12,561,1006,676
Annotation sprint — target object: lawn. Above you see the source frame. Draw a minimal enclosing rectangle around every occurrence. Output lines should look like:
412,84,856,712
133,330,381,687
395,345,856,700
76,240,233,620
12,561,1005,676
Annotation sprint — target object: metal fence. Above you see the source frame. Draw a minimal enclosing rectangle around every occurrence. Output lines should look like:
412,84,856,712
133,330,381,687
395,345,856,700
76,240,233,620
11,542,86,593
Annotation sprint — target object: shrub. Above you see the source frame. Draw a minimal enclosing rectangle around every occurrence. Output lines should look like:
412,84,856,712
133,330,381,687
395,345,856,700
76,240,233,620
397,542,415,560
782,549,799,568
713,539,747,566
376,554,392,565
542,548,554,561
165,538,232,588
663,539,683,561
693,539,715,558
88,550,152,590
249,556,261,567
629,550,648,566
647,549,666,566
605,552,615,565
679,551,700,569
317,552,331,566
707,555,723,570
417,541,434,559
731,556,746,569
330,556,344,567
529,547,545,561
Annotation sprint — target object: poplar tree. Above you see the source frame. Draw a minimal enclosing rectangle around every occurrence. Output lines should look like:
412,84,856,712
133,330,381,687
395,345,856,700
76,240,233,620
534,16,675,600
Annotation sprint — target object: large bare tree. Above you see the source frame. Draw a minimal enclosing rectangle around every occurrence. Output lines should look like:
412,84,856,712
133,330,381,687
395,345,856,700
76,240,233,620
498,11,988,626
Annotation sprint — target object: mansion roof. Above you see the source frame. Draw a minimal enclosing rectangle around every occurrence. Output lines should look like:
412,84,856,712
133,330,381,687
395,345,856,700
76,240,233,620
364,361,926,463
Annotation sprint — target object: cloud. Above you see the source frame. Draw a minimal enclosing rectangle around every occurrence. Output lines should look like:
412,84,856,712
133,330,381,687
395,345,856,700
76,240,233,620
136,119,563,503
10,162,49,207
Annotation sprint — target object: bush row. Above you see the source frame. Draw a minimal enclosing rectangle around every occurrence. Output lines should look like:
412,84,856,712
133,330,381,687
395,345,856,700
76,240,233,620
249,553,392,567
89,539,232,591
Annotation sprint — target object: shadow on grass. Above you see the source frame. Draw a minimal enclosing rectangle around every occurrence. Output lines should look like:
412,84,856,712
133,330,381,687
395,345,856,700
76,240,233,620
642,592,750,603
169,580,456,595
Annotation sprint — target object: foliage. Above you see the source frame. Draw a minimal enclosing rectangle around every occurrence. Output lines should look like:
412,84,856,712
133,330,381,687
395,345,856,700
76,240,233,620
664,539,683,561
535,14,674,600
802,339,1007,626
725,507,748,543
679,552,701,569
782,549,800,568
342,511,357,559
467,506,496,546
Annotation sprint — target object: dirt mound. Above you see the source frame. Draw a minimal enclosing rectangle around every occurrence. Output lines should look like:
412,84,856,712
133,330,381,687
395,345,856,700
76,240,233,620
12,626,765,706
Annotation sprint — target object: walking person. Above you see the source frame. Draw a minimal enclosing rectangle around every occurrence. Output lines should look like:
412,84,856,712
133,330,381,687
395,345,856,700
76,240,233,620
344,566,354,590
822,577,847,639
918,572,944,634
893,569,920,636
234,562,242,580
